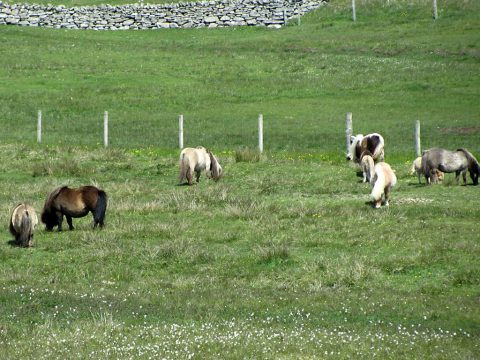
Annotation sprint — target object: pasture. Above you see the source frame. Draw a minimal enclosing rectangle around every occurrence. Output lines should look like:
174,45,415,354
0,0,479,358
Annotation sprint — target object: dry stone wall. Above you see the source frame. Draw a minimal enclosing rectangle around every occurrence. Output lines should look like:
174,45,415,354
0,0,326,30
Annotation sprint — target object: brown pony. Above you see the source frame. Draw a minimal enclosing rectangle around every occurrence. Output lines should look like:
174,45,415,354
9,203,39,247
41,186,107,231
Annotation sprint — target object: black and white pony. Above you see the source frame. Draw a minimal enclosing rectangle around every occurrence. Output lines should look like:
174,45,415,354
178,146,222,185
422,148,479,185
347,133,385,164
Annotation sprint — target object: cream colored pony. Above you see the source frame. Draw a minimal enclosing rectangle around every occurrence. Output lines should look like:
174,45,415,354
370,162,397,208
178,146,222,185
9,203,39,247
409,156,444,184
360,150,375,183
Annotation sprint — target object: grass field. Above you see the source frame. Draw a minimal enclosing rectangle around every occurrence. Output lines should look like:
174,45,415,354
0,0,479,358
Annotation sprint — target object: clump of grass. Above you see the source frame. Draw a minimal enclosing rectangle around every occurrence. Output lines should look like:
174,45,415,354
234,148,262,163
32,158,84,177
255,239,291,263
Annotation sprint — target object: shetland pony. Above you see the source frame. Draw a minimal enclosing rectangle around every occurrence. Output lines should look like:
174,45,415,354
409,156,444,184
178,146,222,185
422,148,480,185
347,133,385,163
9,204,38,247
41,186,107,231
370,162,397,208
360,150,375,183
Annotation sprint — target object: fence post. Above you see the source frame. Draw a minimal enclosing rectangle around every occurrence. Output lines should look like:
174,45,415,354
415,120,421,157
352,0,356,22
433,0,437,19
37,110,42,143
179,114,184,149
283,9,287,26
345,112,353,154
104,111,108,148
258,114,263,153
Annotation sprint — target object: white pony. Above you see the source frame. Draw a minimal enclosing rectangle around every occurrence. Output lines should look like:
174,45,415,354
360,150,375,183
9,203,39,247
409,156,444,184
370,162,396,208
347,133,385,163
178,146,222,185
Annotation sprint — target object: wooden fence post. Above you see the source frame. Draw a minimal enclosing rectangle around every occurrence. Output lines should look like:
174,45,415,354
258,114,263,153
345,112,353,154
352,0,356,22
179,114,184,149
415,120,421,157
104,111,108,148
433,0,437,20
37,110,42,143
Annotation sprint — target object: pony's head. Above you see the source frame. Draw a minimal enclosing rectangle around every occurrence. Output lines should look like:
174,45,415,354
41,208,56,231
458,148,480,185
346,134,363,161
470,161,479,185
208,151,223,181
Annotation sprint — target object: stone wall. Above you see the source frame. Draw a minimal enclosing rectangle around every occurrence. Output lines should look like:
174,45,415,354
0,0,326,30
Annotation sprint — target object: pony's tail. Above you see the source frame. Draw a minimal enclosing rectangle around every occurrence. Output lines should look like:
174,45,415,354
94,190,108,227
370,166,386,202
208,151,222,181
19,211,33,247
178,153,189,183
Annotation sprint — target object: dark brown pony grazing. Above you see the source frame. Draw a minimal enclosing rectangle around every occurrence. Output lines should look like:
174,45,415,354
41,186,107,231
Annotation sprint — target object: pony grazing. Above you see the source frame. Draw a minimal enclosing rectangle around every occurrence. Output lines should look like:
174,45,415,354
178,146,222,185
409,156,444,184
422,148,480,185
9,204,38,247
370,162,397,208
41,185,107,231
347,133,385,164
360,150,375,183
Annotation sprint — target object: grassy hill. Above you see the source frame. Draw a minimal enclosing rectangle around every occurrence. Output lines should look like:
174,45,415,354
0,0,479,358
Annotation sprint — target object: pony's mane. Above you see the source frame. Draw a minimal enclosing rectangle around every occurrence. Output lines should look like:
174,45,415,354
44,186,68,209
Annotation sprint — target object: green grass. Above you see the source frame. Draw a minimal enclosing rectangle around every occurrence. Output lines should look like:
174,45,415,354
0,0,479,358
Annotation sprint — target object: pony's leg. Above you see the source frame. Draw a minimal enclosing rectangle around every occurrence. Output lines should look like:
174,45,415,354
462,170,467,185
195,170,201,183
384,186,391,207
56,212,64,231
66,215,74,230
186,168,193,185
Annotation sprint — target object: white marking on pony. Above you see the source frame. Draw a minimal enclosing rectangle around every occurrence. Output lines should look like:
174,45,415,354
370,162,397,208
178,146,222,185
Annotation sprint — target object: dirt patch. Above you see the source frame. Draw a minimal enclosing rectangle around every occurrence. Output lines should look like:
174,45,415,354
439,126,480,135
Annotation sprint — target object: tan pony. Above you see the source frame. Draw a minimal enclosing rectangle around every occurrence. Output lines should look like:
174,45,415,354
370,162,397,208
178,147,222,185
9,203,39,247
360,150,375,183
